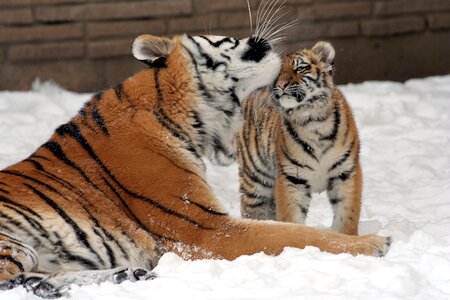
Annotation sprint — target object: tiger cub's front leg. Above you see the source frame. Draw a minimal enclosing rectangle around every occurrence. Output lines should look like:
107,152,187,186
327,162,362,235
275,172,311,223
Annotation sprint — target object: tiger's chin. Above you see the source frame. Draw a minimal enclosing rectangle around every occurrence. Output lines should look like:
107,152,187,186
279,95,302,109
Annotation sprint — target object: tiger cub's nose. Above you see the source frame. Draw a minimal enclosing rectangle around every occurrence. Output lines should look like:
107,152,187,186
276,80,289,90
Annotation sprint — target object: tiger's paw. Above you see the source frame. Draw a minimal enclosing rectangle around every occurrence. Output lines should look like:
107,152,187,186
112,268,156,284
357,234,392,257
0,274,64,298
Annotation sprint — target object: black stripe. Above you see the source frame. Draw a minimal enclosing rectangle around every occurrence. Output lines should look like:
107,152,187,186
327,166,355,190
240,188,273,204
242,165,272,188
92,227,116,268
300,206,309,215
24,158,44,171
30,154,51,161
153,69,201,160
281,145,314,171
0,255,25,272
89,211,129,261
0,181,9,187
329,198,342,205
0,187,9,194
93,91,103,101
53,232,98,269
329,141,355,172
221,54,231,61
199,36,233,48
182,45,214,100
239,129,275,180
284,120,318,162
188,36,227,70
24,183,104,267
99,176,169,241
56,122,213,230
115,83,123,101
178,195,228,216
283,173,310,188
4,204,51,241
41,140,104,193
0,194,42,220
0,211,40,247
320,102,340,141
92,104,110,136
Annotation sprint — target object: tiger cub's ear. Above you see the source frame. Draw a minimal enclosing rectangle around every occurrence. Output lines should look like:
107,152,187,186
312,41,335,66
132,34,174,67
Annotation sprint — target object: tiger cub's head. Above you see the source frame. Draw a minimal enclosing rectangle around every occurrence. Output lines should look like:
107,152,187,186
272,41,336,113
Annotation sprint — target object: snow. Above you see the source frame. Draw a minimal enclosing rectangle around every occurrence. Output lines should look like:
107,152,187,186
1,75,450,299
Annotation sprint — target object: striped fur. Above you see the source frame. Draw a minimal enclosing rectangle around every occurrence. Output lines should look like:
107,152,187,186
0,36,389,297
238,41,362,235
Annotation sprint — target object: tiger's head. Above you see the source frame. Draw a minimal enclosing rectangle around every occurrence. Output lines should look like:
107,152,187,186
272,41,336,114
131,34,282,165
132,34,281,103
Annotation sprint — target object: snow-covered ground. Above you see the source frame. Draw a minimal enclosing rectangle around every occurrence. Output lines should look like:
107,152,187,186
1,76,449,299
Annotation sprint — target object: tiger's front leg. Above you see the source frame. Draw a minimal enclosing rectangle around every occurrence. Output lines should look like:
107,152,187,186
274,171,311,223
327,162,362,235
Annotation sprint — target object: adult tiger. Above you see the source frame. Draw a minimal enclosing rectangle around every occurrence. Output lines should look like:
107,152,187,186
0,34,389,298
238,41,363,235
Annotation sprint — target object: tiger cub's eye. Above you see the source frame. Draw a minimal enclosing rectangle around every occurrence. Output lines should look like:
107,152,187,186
295,64,310,73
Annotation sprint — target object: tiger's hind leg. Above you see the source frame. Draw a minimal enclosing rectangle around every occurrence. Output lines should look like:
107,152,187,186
327,162,362,235
0,233,38,290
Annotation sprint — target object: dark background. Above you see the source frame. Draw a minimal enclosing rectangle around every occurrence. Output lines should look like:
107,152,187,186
1,0,449,92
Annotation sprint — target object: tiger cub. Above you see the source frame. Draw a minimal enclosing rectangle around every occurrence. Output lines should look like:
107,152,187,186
238,41,362,235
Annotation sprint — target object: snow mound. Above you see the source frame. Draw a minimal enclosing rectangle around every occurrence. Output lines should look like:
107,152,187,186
1,76,449,299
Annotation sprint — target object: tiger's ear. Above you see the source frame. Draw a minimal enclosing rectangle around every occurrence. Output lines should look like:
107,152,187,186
312,41,335,66
132,34,174,67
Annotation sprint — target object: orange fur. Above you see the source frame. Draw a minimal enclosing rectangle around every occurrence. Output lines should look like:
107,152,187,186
0,37,388,292
239,42,363,235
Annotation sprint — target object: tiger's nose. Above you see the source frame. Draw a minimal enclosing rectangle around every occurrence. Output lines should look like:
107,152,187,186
276,80,289,90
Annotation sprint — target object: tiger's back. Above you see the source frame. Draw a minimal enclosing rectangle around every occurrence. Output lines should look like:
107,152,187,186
238,41,362,235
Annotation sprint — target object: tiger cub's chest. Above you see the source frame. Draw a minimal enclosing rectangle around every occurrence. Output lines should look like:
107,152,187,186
281,117,342,193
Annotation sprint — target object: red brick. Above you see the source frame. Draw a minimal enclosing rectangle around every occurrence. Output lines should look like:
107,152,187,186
88,39,133,58
361,16,425,36
0,0,85,5
219,11,256,29
311,2,372,20
169,14,220,33
0,24,83,43
326,21,359,37
289,21,359,41
0,8,33,25
428,13,450,30
213,28,255,39
35,5,85,22
374,0,450,16
88,20,166,39
194,0,258,13
0,48,5,63
87,1,192,20
286,0,312,4
36,1,192,22
9,42,84,62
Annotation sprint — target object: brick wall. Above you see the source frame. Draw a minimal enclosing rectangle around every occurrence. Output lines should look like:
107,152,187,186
1,0,449,92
